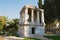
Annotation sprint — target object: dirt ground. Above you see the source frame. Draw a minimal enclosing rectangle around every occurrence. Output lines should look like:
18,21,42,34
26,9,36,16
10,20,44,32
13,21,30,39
0,36,4,40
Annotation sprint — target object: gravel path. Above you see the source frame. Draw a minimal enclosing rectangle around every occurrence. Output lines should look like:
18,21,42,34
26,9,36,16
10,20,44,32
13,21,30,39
0,36,52,40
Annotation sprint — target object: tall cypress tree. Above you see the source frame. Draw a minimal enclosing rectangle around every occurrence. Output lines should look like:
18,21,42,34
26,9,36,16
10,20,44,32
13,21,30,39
44,0,57,24
38,0,42,9
55,0,60,21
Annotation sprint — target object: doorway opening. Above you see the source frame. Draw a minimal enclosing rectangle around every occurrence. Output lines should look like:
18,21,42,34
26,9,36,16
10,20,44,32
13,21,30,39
32,27,35,34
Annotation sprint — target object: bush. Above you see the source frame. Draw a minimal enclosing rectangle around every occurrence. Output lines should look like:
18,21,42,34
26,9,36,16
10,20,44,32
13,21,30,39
0,31,5,35
7,31,19,37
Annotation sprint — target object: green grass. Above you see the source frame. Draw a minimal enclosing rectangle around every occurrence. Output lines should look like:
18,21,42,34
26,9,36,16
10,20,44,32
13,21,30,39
23,38,41,40
44,36,60,40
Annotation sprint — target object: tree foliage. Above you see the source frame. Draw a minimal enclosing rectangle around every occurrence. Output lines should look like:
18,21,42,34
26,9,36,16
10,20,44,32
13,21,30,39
0,16,7,26
0,23,3,30
0,16,8,30
4,18,19,36
38,0,42,9
6,18,19,31
44,0,57,24
55,0,60,20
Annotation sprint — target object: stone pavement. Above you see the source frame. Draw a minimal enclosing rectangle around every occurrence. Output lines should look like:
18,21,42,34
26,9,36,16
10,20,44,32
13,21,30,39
4,36,24,40
0,36,24,40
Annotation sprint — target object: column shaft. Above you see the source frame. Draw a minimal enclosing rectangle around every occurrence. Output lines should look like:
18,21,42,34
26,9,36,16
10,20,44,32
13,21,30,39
37,11,40,23
25,8,28,21
41,10,44,23
31,9,34,22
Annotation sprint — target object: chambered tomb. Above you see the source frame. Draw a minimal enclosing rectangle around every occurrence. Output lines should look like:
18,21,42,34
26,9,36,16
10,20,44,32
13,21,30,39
18,5,45,37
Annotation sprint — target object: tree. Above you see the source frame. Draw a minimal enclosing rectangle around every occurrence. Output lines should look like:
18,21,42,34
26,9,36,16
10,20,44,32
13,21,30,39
13,18,19,24
4,18,19,36
0,23,3,31
38,0,42,9
7,18,19,31
0,16,8,35
12,18,19,30
55,0,60,21
0,16,8,26
44,0,57,24
0,16,8,30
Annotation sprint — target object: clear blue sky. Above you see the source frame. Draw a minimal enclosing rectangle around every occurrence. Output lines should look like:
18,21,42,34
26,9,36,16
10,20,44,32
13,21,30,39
0,0,44,19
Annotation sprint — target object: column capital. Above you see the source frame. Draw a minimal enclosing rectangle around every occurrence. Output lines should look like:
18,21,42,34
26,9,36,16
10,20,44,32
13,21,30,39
40,9,44,12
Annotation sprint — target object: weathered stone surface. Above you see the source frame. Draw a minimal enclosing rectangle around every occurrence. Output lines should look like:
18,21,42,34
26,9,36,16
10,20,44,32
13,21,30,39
4,36,24,40
18,5,45,37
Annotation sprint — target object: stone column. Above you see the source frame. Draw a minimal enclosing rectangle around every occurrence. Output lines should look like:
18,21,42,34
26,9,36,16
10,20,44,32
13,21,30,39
41,9,44,23
24,8,30,37
24,8,29,24
37,11,40,23
41,9,45,35
31,9,34,22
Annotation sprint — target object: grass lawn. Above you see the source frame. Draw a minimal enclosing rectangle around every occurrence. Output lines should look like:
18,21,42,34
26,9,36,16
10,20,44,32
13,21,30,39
44,36,60,40
23,38,41,40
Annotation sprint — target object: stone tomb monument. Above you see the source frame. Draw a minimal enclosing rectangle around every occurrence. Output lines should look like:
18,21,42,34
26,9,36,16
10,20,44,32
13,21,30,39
18,5,45,37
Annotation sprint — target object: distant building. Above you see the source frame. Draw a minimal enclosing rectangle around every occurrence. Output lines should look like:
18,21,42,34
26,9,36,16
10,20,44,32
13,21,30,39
18,5,45,37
